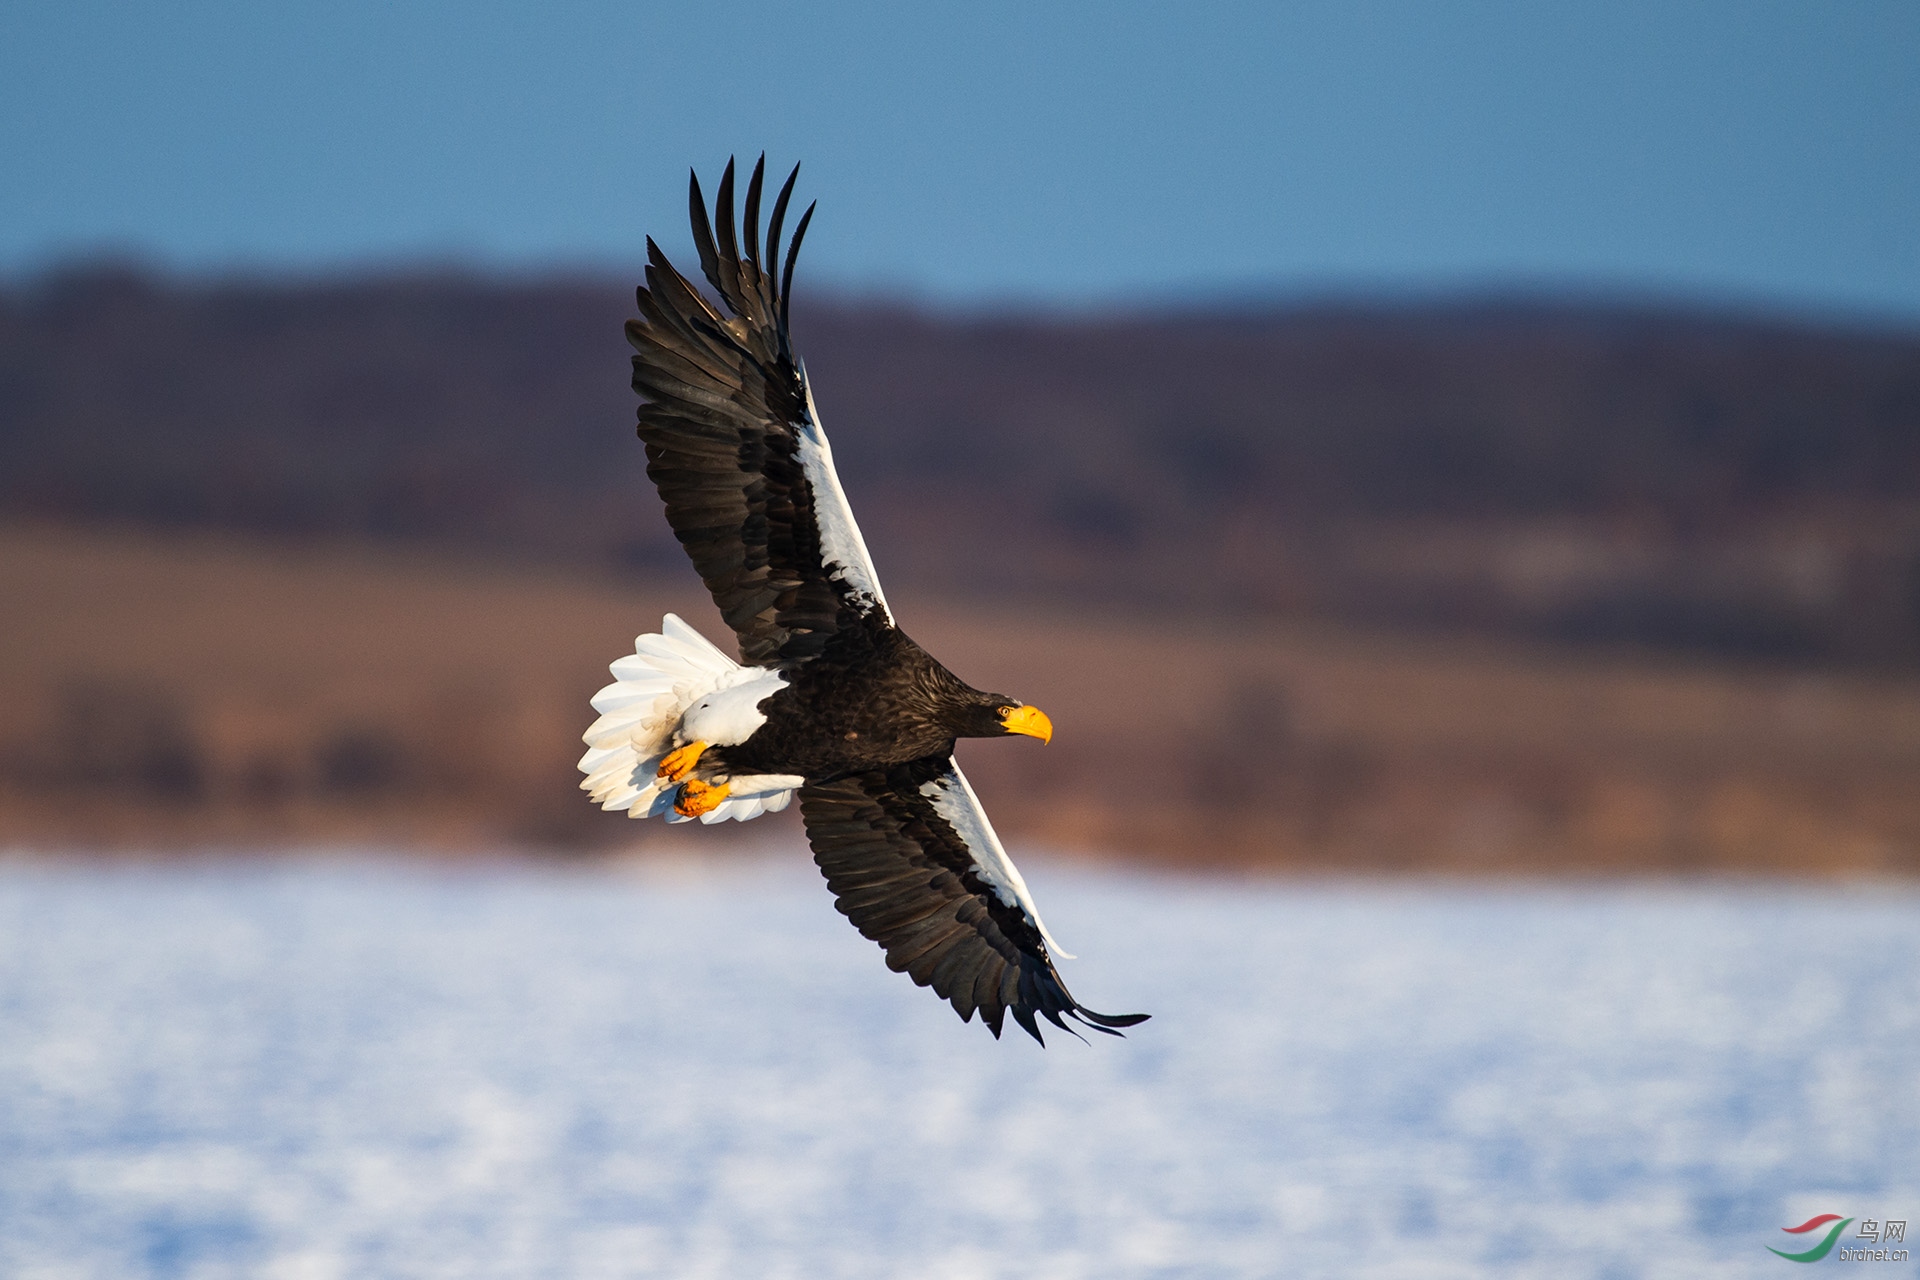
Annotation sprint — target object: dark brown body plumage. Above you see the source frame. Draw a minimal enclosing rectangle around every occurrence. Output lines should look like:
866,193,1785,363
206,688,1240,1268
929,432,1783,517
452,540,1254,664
713,620,991,780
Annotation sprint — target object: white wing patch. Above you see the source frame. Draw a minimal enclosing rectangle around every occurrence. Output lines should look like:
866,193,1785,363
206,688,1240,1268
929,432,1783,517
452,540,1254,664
919,761,1074,960
579,613,798,824
797,366,890,619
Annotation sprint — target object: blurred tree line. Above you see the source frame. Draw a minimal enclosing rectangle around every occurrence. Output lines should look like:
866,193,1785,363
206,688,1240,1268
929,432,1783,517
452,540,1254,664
4,264,1918,666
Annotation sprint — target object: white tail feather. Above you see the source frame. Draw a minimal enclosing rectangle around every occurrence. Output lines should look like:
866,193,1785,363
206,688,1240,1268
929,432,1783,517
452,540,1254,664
579,614,800,824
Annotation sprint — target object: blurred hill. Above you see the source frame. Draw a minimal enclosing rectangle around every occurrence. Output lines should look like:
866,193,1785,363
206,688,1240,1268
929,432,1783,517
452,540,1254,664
4,523,1916,871
4,265,1920,868
4,265,1918,665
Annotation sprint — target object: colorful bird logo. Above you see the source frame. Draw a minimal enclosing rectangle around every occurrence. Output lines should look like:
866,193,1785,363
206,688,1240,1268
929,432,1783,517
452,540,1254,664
1769,1214,1854,1262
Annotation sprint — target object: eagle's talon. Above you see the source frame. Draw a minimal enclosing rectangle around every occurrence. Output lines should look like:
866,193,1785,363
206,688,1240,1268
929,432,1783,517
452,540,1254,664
674,778,729,817
657,740,709,782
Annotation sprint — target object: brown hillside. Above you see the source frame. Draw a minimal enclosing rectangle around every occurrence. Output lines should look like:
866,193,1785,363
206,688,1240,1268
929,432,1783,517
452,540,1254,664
4,524,1916,872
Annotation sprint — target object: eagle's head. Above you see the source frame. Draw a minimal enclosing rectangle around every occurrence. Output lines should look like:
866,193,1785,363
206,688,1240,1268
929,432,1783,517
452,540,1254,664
945,690,1053,743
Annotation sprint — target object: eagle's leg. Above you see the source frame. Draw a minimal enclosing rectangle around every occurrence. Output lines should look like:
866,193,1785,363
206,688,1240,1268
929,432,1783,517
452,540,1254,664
674,778,730,817
658,741,709,782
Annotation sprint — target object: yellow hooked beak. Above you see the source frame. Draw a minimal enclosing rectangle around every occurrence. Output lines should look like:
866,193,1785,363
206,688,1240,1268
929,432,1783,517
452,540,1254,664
1000,704,1053,744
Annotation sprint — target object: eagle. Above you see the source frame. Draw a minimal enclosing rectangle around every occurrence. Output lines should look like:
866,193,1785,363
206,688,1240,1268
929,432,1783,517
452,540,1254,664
579,157,1147,1045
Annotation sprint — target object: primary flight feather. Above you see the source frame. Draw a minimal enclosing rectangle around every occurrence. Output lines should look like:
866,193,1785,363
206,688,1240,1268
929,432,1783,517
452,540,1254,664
581,156,1146,1045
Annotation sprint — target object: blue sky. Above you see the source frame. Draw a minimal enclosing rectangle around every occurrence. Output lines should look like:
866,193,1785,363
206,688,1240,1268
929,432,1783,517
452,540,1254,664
3,1,1916,318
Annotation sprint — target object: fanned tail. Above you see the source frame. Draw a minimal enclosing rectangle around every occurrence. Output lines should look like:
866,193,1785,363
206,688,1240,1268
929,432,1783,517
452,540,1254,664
578,614,798,824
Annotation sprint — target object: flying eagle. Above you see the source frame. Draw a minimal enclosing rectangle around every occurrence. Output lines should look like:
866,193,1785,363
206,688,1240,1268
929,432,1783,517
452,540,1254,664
579,157,1146,1045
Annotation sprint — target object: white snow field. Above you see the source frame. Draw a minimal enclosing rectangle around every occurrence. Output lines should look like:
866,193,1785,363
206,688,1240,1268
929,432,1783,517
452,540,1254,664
0,852,1916,1280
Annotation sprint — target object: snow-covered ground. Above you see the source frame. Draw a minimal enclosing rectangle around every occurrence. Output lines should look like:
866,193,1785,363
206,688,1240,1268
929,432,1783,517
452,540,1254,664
0,852,1916,1280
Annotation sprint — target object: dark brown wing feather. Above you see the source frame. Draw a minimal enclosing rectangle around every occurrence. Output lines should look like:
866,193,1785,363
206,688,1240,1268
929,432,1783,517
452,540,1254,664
800,757,1149,1045
627,155,873,667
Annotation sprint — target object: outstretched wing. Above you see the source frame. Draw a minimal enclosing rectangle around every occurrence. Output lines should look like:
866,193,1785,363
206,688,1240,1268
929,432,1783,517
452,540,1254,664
628,155,889,667
800,757,1149,1045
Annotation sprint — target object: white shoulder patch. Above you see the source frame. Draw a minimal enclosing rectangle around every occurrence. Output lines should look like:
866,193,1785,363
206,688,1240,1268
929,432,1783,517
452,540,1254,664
796,366,890,619
919,761,1074,960
680,666,788,748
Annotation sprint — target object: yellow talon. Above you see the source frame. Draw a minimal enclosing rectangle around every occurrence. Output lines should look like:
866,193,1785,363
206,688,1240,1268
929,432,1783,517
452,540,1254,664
657,740,709,782
674,778,730,818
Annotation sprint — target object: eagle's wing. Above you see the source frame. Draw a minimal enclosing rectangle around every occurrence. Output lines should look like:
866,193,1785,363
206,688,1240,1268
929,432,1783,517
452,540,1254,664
627,156,888,668
801,757,1149,1044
